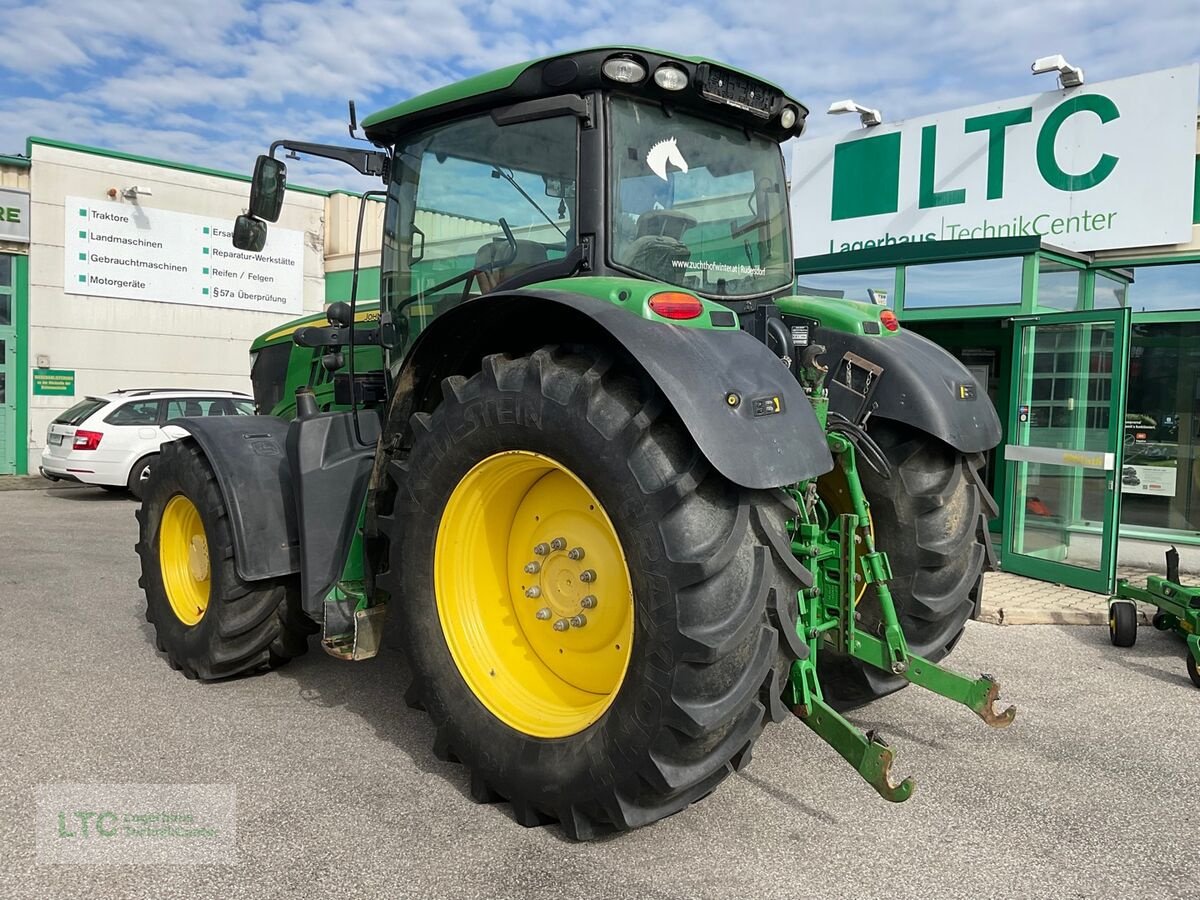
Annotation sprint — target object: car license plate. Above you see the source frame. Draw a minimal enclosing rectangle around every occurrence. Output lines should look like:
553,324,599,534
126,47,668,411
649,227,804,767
49,434,63,445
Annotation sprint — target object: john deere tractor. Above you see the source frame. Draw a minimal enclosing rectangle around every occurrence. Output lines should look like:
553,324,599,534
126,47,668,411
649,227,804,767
137,47,1013,838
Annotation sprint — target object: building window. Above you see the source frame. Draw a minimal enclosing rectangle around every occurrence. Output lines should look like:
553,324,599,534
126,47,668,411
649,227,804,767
1124,262,1200,312
1122,322,1200,534
902,257,1023,309
1036,259,1082,311
794,267,895,307
1093,271,1128,309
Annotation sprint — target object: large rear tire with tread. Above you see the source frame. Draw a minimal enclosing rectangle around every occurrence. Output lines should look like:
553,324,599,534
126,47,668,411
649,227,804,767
374,346,809,839
820,421,994,706
136,438,315,680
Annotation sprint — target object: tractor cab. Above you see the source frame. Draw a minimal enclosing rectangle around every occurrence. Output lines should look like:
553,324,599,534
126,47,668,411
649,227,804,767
236,48,807,361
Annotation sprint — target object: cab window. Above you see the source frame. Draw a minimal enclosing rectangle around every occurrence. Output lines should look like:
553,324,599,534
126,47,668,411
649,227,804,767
382,111,579,357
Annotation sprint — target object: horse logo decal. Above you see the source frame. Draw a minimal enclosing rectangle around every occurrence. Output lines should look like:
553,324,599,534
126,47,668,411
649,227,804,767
646,138,689,182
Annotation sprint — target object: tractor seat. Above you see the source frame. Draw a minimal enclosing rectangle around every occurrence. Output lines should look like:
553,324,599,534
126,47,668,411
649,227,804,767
475,239,547,293
625,234,691,283
636,209,697,240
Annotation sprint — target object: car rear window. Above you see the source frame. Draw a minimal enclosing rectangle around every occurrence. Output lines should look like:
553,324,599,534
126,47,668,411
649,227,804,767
54,398,107,426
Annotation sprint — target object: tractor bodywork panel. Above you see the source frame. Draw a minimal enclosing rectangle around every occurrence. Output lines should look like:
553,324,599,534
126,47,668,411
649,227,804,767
286,410,380,619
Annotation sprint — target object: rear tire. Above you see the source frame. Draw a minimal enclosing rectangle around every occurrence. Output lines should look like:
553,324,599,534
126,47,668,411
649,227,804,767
819,422,994,706
374,346,810,839
136,438,315,680
1186,652,1200,689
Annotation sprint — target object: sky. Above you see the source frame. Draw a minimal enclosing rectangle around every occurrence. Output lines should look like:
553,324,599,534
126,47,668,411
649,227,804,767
0,0,1197,193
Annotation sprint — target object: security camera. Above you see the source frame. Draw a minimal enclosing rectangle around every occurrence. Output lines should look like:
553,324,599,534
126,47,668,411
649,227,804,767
827,99,882,127
1031,55,1084,88
120,185,154,199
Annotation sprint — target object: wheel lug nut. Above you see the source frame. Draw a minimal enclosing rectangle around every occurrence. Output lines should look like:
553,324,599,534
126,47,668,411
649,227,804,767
550,537,567,551
533,543,550,556
525,586,541,598
535,608,552,620
579,569,596,583
570,614,587,628
580,594,597,609
568,547,585,561
524,561,541,574
553,618,570,632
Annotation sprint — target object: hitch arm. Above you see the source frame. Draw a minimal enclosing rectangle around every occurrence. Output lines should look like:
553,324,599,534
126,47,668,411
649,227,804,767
850,633,1016,728
793,690,915,803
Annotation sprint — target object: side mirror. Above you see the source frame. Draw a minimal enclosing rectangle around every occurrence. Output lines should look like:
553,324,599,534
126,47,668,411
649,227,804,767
232,214,267,252
248,155,287,222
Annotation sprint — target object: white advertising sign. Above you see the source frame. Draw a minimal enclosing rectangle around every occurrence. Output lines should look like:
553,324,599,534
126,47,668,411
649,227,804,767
64,196,303,314
1120,464,1177,497
791,65,1199,257
0,187,30,243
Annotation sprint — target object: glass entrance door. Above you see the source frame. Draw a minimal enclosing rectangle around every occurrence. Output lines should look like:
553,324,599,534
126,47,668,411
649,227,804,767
1002,309,1131,593
0,254,15,474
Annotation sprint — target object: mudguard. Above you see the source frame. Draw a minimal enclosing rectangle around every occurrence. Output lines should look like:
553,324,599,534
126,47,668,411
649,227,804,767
813,327,1001,453
173,411,380,603
285,410,380,617
169,415,299,581
390,289,833,489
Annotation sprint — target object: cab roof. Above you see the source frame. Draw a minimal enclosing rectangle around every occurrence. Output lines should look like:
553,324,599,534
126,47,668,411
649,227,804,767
361,47,808,144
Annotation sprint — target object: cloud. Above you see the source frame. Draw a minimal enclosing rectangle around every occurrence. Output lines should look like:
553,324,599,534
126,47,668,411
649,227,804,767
0,0,1195,191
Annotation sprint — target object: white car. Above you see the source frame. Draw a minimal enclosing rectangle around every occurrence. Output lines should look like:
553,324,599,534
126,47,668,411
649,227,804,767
40,389,255,498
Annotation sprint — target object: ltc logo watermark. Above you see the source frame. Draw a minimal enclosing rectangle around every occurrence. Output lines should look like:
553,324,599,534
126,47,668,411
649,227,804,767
35,784,237,865
790,64,1198,256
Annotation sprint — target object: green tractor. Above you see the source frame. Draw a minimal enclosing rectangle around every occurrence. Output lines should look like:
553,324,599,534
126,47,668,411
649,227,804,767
137,47,1013,838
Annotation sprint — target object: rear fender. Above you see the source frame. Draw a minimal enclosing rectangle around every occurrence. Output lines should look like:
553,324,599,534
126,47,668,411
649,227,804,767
380,289,833,490
783,321,1002,454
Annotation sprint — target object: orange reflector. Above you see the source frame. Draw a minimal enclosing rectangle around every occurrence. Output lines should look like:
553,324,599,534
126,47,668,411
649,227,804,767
880,309,900,332
648,292,704,320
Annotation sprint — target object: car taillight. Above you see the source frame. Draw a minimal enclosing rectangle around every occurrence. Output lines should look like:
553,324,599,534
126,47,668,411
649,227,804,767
73,430,103,450
880,309,900,332
648,291,704,320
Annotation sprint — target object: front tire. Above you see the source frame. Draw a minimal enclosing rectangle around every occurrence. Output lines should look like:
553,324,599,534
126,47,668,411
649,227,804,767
375,347,810,839
136,438,314,679
820,422,994,706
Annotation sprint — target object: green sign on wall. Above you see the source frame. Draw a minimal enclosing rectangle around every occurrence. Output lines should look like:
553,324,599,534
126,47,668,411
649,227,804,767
32,369,75,396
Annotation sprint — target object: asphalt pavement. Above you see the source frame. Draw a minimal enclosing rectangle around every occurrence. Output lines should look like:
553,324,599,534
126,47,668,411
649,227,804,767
1,486,1195,899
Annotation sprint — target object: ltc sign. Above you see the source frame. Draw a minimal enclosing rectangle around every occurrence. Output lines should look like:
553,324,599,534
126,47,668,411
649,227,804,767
791,65,1199,257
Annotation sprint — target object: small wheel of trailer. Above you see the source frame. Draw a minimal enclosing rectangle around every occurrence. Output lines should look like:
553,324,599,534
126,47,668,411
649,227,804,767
818,421,993,707
1186,653,1200,689
1108,600,1137,648
135,438,316,679
375,347,809,839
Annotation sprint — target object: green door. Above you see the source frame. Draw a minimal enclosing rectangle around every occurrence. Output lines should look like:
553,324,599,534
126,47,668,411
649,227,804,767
1001,308,1131,593
0,254,15,474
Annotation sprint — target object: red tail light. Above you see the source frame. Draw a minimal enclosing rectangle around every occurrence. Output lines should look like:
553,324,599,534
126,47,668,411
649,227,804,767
648,291,704,320
880,309,900,332
73,430,103,451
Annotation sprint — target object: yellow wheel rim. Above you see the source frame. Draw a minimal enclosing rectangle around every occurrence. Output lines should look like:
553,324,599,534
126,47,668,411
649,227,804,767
434,451,635,738
159,494,211,626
